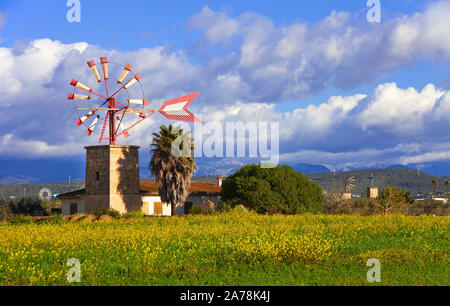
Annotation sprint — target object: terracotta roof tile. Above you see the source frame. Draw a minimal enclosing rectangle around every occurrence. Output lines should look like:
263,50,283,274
58,182,221,199
140,181,221,195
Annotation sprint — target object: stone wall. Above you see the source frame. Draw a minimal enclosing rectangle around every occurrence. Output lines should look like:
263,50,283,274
84,145,141,214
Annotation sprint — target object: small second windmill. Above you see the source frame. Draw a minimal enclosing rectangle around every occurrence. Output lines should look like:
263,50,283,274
69,57,202,144
342,176,356,199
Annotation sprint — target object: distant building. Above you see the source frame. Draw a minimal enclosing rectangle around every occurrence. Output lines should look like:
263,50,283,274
367,187,379,199
342,192,352,199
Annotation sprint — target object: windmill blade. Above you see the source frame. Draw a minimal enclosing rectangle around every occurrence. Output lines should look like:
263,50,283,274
123,74,142,89
68,93,91,100
127,99,149,105
87,115,100,136
87,60,102,83
100,57,109,80
159,91,202,123
117,64,132,84
70,79,92,92
77,110,94,126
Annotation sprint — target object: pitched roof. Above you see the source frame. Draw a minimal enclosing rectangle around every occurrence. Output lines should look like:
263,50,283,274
57,181,221,199
57,188,85,199
140,181,221,196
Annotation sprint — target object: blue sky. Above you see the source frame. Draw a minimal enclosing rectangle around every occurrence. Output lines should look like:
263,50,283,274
0,0,434,50
1,0,450,179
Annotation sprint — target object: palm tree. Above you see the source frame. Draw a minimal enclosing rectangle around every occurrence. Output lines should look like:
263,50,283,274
431,179,438,195
150,125,197,216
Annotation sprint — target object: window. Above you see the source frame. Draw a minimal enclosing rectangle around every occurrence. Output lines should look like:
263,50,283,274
70,203,77,215
96,171,100,181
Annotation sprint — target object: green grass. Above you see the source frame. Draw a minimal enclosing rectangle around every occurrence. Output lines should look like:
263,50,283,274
0,211,448,286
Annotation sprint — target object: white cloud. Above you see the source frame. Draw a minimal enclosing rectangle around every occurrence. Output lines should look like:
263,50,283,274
201,82,450,168
188,2,450,101
188,6,240,44
358,83,444,133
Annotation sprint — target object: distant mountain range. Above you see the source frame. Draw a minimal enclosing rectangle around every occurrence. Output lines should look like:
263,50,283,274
0,168,446,199
0,157,448,184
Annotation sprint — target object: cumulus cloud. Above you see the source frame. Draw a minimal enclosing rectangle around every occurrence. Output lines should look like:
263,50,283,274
189,1,450,102
199,82,450,168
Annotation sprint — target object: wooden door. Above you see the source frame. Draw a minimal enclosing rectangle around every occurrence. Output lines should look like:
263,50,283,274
154,202,163,215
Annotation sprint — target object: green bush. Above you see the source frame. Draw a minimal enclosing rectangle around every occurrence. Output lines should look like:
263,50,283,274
92,208,121,219
188,205,205,215
221,164,323,214
41,214,64,225
9,215,33,225
123,211,146,218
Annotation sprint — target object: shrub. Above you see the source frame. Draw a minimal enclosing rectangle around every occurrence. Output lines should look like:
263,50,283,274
373,185,410,214
123,211,146,218
221,164,323,214
41,214,64,225
92,208,121,219
9,215,33,225
188,205,204,215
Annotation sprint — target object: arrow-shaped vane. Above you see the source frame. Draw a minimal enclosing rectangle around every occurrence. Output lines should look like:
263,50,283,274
159,91,202,123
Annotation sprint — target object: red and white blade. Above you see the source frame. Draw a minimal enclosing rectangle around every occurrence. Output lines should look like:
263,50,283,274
128,99,149,105
87,115,99,136
77,110,94,126
87,60,102,83
159,91,202,123
68,93,90,100
70,79,92,92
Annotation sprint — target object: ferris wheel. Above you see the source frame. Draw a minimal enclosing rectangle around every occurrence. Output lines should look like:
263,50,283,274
68,57,202,144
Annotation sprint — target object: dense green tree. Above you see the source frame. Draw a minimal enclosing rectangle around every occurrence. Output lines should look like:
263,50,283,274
221,164,323,214
149,125,197,216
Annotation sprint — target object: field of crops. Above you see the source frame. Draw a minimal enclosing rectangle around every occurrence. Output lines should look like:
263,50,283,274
0,210,448,286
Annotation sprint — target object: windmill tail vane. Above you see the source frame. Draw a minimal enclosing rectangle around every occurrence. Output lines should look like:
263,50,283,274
69,57,202,145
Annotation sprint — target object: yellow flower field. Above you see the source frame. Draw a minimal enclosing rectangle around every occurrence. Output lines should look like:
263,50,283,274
0,210,448,285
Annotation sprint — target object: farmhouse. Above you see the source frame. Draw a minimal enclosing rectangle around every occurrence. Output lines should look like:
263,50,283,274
57,145,222,216
58,180,221,216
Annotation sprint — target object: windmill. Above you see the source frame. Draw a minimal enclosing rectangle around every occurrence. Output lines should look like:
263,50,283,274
69,57,202,144
367,174,379,198
38,188,52,200
65,57,203,215
344,176,356,193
